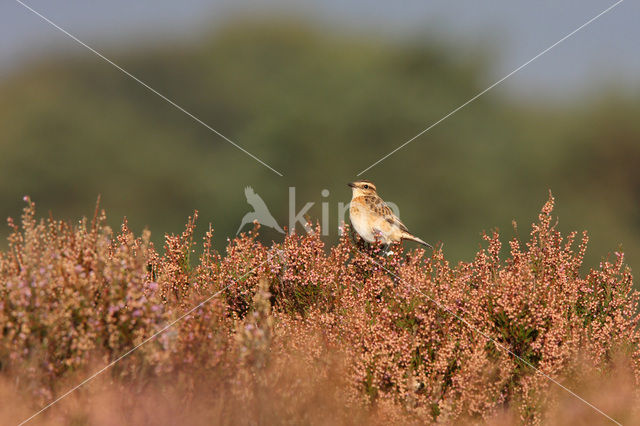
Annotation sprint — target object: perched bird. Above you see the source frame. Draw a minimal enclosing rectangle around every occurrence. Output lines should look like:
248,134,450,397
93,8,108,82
348,180,432,249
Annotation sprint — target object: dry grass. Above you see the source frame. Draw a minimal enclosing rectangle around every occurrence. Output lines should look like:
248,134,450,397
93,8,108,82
1,194,639,424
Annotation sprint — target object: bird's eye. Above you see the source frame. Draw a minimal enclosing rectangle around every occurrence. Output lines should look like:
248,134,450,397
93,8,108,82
363,184,369,189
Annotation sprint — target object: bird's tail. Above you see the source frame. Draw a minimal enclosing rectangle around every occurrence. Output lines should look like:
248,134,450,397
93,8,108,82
402,232,433,250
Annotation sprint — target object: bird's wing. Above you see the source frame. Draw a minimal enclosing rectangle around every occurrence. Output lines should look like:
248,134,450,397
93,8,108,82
394,215,410,233
365,196,409,232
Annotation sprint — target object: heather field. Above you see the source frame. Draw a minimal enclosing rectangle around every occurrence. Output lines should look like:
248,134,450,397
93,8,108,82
1,195,638,425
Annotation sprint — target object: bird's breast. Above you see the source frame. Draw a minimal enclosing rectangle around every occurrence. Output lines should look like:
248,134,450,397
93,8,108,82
349,198,376,243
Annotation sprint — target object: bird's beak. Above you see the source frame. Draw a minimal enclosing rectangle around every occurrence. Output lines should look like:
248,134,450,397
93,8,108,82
347,182,356,188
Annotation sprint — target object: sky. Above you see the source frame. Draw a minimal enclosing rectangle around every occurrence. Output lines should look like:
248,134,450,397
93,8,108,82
0,0,638,99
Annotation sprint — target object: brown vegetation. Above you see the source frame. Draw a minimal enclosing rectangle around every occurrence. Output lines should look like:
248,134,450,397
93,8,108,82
1,195,638,424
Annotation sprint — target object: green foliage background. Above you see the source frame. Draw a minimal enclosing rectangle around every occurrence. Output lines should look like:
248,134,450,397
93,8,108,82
1,19,639,278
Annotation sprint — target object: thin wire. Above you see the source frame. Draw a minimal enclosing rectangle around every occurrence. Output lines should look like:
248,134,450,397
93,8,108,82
357,0,624,176
362,251,621,425
14,0,284,177
18,261,268,425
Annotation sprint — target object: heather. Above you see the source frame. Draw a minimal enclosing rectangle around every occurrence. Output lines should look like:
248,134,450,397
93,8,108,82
1,195,639,425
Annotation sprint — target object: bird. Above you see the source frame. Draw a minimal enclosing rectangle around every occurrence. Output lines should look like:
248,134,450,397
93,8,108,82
348,180,432,249
236,186,285,235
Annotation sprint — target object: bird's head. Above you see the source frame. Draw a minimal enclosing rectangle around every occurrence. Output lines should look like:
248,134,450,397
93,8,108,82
347,180,377,197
